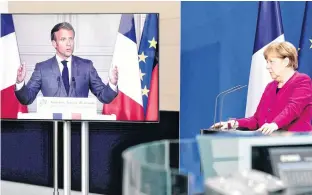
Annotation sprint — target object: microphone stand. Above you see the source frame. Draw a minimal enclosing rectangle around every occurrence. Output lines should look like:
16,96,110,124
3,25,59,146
69,76,89,195
213,85,242,128
53,76,61,195
218,85,247,128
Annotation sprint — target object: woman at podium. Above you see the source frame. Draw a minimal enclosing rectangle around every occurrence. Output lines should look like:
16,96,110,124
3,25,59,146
211,41,312,134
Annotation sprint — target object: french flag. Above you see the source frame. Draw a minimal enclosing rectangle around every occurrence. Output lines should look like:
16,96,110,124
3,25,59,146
102,14,144,121
245,2,285,117
1,14,28,119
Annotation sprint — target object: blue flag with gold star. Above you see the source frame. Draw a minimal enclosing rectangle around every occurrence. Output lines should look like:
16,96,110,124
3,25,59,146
298,1,312,77
138,14,159,120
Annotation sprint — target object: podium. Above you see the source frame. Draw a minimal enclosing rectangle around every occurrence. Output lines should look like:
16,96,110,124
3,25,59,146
18,97,116,195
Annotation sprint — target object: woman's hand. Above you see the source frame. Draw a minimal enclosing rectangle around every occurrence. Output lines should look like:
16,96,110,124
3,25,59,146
210,120,239,130
257,123,279,135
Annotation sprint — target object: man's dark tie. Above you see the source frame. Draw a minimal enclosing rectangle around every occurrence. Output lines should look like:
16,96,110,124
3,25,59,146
61,60,69,95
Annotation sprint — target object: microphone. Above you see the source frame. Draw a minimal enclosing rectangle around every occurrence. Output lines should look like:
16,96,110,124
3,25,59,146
53,76,61,97
70,77,78,97
213,85,242,128
218,85,247,128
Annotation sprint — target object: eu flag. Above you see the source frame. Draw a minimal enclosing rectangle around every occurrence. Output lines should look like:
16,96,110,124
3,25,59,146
298,1,312,77
138,14,159,120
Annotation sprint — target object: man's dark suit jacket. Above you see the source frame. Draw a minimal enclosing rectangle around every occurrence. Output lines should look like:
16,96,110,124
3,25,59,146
15,55,118,105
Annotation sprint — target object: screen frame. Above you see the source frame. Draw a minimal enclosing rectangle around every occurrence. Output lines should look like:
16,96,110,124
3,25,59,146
0,12,160,123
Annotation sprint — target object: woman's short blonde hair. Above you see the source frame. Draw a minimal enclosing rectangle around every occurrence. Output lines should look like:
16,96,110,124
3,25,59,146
263,41,298,70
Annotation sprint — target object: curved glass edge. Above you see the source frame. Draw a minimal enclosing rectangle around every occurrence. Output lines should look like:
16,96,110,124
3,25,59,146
122,139,197,195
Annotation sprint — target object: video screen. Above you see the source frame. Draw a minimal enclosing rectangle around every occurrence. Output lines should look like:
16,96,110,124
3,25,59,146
0,13,159,122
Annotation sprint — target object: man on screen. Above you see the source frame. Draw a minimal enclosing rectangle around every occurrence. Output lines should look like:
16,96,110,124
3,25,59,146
15,22,118,105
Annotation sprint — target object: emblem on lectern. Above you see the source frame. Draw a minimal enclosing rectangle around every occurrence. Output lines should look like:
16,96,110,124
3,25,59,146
38,98,47,107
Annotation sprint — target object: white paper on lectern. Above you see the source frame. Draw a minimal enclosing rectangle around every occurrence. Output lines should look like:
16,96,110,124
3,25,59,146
36,97,97,115
17,112,117,120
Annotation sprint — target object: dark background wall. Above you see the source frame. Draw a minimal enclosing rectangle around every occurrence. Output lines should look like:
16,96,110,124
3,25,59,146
1,111,179,195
